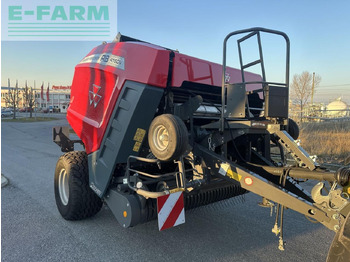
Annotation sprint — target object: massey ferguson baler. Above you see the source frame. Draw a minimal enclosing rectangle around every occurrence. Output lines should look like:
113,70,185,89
53,28,350,261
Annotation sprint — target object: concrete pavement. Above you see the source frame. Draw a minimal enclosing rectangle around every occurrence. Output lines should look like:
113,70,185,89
1,174,9,187
1,119,335,262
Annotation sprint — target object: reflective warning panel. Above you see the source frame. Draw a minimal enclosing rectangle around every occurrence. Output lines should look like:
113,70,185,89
157,191,185,231
219,162,242,182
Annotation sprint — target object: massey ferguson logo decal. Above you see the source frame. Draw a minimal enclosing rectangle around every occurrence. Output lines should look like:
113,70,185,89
89,84,102,108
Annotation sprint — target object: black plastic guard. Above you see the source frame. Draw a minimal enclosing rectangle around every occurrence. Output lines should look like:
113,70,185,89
88,81,164,197
104,188,142,228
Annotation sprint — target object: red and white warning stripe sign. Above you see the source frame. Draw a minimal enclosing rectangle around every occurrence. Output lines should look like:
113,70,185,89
157,191,185,231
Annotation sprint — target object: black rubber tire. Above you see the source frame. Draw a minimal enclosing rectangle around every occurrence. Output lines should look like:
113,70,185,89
326,213,350,262
148,114,188,161
287,118,299,140
54,151,102,220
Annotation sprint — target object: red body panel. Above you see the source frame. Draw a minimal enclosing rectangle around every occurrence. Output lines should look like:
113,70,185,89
67,42,170,154
67,42,262,154
172,53,262,91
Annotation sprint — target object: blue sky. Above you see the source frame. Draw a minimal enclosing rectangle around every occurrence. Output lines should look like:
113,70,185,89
2,0,350,102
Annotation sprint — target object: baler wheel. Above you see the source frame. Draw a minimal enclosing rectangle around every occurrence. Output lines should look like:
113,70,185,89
326,212,350,262
54,151,102,220
148,114,188,161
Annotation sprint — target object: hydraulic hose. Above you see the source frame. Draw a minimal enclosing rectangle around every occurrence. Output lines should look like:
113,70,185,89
135,188,168,199
246,163,350,186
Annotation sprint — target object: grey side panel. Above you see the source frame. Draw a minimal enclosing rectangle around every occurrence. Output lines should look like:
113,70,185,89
88,81,164,197
104,189,141,228
225,83,246,118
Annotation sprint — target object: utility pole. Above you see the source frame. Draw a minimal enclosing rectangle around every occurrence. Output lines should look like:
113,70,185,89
34,91,37,120
311,72,315,105
14,80,18,119
34,80,37,120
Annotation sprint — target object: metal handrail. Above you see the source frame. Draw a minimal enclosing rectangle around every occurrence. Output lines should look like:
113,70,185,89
221,27,290,132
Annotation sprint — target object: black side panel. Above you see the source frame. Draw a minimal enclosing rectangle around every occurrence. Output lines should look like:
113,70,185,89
264,85,289,118
88,81,164,197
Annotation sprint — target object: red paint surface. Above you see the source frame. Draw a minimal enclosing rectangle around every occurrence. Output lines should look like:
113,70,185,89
172,52,262,92
68,41,262,154
67,42,170,154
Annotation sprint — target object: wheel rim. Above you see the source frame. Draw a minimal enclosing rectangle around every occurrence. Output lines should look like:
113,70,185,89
153,125,169,151
58,168,69,205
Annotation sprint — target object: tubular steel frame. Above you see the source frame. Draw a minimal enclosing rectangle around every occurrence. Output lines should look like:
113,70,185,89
221,27,290,132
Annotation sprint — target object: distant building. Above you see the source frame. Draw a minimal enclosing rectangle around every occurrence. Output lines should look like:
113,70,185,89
1,85,71,113
304,102,324,119
1,86,24,108
326,98,349,117
289,97,350,122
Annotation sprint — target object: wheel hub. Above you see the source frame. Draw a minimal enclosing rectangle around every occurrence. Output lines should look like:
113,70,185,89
153,125,169,151
58,168,69,205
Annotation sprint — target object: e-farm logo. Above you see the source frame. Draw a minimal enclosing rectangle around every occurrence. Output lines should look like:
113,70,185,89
1,0,117,41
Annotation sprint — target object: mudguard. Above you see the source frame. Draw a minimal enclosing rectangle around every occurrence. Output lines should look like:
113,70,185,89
88,81,164,197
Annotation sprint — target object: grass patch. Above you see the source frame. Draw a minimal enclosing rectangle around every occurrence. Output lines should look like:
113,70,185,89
1,117,59,122
298,121,350,164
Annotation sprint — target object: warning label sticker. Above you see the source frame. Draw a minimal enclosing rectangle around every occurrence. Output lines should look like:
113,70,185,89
133,142,142,152
133,128,146,142
219,163,242,182
132,128,146,152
